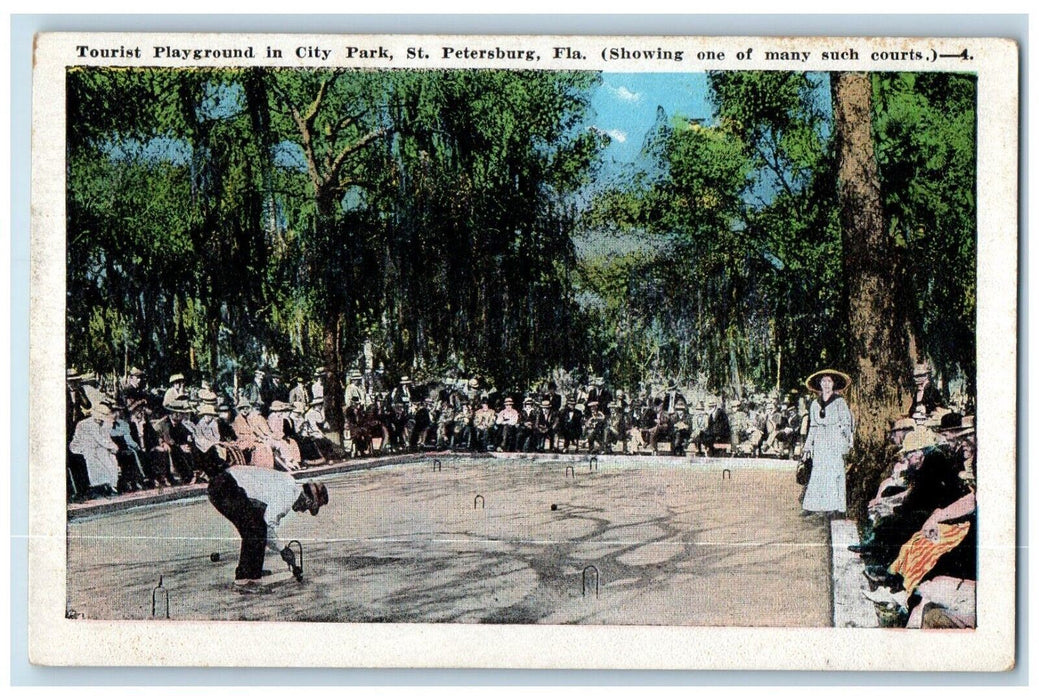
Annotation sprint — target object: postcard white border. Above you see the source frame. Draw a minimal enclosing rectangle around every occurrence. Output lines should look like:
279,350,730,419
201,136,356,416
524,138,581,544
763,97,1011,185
28,32,1018,670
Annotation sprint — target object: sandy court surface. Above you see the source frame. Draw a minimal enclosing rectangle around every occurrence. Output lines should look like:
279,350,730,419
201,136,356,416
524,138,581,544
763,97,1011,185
67,457,832,626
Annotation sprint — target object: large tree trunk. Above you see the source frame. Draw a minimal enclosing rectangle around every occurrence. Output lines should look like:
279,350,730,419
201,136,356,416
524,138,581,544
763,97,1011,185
832,72,910,443
832,72,912,520
322,323,345,443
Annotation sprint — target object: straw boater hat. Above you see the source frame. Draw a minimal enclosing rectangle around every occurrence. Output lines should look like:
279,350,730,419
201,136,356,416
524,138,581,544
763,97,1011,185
504,397,514,405
900,426,938,455
541,399,551,407
269,400,291,412
236,397,253,410
196,404,218,417
169,373,185,384
400,376,412,384
313,367,326,376
805,369,852,393
167,399,193,414
128,367,146,377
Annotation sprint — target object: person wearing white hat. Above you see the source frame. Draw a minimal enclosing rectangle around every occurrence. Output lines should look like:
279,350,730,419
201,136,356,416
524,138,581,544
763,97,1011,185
344,372,369,410
908,362,945,419
390,375,414,408
68,402,120,497
494,397,520,452
267,401,302,471
162,373,188,411
801,369,855,515
583,400,607,454
310,367,327,404
154,399,200,484
558,397,583,453
533,398,559,452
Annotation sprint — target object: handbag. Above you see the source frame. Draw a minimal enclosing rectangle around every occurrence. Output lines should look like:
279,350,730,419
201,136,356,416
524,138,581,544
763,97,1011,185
796,455,813,486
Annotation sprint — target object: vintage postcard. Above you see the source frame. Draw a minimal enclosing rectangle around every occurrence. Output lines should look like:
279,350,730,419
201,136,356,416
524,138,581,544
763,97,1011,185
29,32,1018,670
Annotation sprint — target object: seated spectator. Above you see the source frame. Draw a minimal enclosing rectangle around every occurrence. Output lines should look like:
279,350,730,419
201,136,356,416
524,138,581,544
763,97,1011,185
126,397,173,487
109,400,148,492
584,400,607,453
603,400,627,454
435,398,456,450
288,376,309,406
448,402,473,450
162,373,188,410
267,400,303,470
409,397,435,449
558,398,583,453
69,401,120,498
695,398,731,456
122,367,149,403
232,399,276,469
299,396,343,463
908,363,945,419
240,369,270,414
669,400,692,456
473,399,497,452
216,403,248,466
192,403,231,479
646,398,671,455
495,397,520,452
386,402,410,452
154,399,199,484
534,398,559,452
518,397,537,452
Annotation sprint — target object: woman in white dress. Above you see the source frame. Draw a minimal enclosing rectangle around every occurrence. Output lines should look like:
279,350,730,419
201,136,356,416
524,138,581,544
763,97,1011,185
801,369,854,514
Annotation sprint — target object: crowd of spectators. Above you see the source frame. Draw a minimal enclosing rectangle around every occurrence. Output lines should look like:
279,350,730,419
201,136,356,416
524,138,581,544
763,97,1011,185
855,363,977,629
66,364,815,501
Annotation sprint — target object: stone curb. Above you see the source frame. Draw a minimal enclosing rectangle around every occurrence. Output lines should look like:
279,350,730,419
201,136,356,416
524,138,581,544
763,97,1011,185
831,518,880,628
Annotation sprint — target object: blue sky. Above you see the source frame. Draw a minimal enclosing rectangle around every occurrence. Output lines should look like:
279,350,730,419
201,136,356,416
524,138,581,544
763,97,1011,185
588,73,713,179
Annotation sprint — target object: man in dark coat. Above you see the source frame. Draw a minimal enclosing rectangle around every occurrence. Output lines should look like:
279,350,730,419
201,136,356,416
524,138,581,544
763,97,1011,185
559,398,583,453
696,398,731,456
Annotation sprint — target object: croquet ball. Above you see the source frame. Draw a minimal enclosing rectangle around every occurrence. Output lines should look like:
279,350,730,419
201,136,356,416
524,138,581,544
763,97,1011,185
551,504,558,511
210,552,221,562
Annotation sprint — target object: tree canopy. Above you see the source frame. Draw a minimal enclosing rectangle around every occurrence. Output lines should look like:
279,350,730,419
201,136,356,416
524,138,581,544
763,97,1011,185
67,67,976,411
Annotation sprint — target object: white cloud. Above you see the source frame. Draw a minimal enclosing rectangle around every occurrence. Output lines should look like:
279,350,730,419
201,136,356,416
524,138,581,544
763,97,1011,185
607,129,627,143
607,85,641,103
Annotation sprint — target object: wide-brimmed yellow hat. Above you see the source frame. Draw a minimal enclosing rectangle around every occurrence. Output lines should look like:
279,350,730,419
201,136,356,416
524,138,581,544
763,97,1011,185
805,368,852,393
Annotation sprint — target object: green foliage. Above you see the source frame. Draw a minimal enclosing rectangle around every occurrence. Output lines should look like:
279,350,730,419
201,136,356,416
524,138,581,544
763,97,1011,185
66,67,604,390
576,69,973,404
64,66,976,403
873,72,977,390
